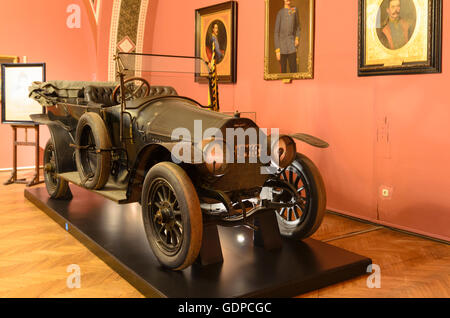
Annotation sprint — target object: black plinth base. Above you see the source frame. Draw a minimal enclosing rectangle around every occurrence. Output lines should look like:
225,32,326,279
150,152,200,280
25,186,372,298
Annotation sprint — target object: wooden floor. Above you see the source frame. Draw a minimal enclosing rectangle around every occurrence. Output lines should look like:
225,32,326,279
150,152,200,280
0,170,448,298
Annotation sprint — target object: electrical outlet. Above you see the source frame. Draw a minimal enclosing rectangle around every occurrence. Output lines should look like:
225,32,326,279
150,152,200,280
379,186,393,199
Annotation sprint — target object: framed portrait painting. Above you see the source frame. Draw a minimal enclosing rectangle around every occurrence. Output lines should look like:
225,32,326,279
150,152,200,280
264,0,315,81
1,63,46,124
358,0,442,76
195,1,237,83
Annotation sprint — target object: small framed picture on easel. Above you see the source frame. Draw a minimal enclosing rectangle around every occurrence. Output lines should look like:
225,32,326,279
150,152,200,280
1,63,46,124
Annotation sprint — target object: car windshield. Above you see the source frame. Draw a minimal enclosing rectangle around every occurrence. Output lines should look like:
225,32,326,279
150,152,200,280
117,52,209,76
116,52,254,122
116,52,211,104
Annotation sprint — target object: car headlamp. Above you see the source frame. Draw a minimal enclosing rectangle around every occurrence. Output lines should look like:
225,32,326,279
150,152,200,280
203,139,228,176
270,135,296,169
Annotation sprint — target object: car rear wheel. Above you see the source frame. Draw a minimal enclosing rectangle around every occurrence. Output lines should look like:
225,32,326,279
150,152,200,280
141,162,203,270
43,139,72,199
75,112,112,190
269,153,326,239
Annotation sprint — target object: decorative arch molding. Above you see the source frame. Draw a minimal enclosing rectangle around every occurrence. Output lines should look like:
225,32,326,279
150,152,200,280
82,0,101,47
108,0,149,81
88,0,101,23
108,0,122,81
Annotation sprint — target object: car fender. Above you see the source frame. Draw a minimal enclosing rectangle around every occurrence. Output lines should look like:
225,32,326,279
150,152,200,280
290,133,329,148
31,114,76,173
126,142,200,203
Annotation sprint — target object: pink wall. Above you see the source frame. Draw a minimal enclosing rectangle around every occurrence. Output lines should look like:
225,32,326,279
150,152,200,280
144,0,449,240
1,0,447,240
96,0,114,81
0,0,97,168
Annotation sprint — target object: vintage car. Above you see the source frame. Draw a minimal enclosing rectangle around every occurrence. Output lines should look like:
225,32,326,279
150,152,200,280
29,53,328,270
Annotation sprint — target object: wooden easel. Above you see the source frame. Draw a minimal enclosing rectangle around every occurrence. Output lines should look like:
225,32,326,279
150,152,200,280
4,124,43,187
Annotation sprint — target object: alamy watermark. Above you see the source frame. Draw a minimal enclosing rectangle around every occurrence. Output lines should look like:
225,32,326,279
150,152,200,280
66,264,81,289
366,264,381,289
66,4,81,29
170,120,285,175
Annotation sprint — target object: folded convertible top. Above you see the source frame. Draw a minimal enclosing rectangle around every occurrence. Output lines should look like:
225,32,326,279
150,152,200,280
29,80,117,106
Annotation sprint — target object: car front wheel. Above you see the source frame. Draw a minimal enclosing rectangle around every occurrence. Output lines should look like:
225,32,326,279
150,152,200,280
141,162,203,270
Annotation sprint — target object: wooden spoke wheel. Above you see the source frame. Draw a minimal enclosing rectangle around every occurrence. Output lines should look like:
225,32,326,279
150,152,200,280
269,153,326,239
149,179,184,254
141,162,202,270
43,139,72,199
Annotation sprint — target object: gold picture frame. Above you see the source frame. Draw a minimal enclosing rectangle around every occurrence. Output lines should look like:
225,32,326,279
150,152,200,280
358,0,442,76
264,0,315,81
195,1,237,83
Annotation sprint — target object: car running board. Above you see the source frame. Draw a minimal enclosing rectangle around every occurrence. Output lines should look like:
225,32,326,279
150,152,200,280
290,133,329,148
58,172,128,204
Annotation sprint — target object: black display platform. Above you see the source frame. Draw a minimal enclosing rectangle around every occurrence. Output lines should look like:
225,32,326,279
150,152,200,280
25,186,372,298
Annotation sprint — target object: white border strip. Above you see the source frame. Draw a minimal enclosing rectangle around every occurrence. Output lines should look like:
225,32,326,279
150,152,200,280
89,0,101,24
108,0,122,81
135,0,149,77
0,166,43,172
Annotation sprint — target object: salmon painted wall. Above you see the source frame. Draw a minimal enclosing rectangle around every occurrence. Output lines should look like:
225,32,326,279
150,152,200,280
144,0,449,240
96,0,114,81
1,0,447,240
0,0,97,168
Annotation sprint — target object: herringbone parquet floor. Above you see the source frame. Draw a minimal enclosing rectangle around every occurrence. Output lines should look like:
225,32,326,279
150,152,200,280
0,170,448,298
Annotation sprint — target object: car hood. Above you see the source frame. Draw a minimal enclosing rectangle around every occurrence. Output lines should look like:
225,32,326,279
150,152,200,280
133,96,257,142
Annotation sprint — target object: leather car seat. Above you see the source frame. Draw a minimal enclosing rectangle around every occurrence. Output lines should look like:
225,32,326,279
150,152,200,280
84,85,178,108
148,86,178,97
84,86,116,107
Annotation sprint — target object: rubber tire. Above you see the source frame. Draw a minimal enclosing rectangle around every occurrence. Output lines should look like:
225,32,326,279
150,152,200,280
43,139,72,199
276,153,326,239
141,162,203,270
75,112,112,190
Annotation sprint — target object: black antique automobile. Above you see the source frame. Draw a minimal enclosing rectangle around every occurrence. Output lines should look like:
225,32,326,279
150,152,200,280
29,53,328,270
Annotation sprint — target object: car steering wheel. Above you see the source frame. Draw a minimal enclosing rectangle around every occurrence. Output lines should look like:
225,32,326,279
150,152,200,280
112,77,150,104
